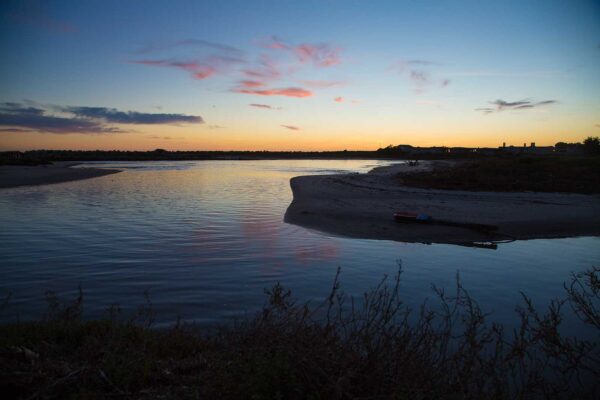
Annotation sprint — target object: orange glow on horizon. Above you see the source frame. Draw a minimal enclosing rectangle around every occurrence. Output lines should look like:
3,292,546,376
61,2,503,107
0,124,592,152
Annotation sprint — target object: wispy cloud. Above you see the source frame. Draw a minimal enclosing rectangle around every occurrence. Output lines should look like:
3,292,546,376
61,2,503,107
234,87,312,98
390,59,449,93
410,70,429,84
133,36,342,99
131,56,243,80
334,97,343,103
64,106,204,124
0,112,118,134
249,104,280,110
492,100,530,109
242,54,281,81
476,99,558,114
132,59,216,79
131,37,246,81
294,43,341,67
0,128,34,133
532,100,557,107
389,60,441,73
299,80,344,88
447,70,561,78
134,39,242,55
260,36,290,50
239,80,265,88
147,135,184,140
0,102,203,134
281,125,300,130
262,36,342,67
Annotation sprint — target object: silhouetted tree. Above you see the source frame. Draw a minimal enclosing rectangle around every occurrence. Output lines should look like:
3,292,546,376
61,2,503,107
583,136,600,155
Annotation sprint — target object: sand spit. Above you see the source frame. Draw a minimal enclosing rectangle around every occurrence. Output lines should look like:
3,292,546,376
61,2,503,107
284,161,600,245
0,163,120,189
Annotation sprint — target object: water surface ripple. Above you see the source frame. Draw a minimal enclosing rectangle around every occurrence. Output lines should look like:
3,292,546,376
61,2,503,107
1,160,598,330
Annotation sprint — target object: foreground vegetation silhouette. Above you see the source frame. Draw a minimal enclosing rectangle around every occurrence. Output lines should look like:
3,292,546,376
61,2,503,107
1,266,598,399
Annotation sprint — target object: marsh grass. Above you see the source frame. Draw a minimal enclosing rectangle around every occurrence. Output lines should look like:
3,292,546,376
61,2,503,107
0,266,598,399
399,157,600,193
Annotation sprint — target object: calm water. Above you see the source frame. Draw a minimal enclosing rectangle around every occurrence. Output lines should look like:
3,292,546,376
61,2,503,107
1,160,599,330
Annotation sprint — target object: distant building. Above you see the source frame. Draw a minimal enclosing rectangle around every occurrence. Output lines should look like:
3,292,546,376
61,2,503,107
555,142,584,155
499,142,553,155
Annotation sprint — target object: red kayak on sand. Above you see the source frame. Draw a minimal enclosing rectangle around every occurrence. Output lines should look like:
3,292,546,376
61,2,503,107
394,212,432,222
394,211,498,232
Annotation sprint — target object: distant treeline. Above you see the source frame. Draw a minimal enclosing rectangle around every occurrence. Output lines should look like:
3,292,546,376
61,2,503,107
1,136,598,165
0,149,487,164
0,149,384,164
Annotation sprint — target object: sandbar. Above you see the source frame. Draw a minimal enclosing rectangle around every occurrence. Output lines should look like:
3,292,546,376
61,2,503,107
284,161,600,245
0,163,120,189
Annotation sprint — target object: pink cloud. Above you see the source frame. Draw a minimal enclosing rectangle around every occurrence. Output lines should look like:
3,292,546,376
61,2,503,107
262,37,342,68
240,80,265,88
235,87,312,98
263,36,290,50
243,54,281,81
334,97,343,103
193,66,217,80
244,70,272,79
132,53,243,81
294,43,341,67
133,37,342,99
281,125,300,130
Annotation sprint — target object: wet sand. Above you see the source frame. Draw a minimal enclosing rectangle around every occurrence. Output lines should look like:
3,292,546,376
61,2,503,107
285,161,600,244
0,163,121,189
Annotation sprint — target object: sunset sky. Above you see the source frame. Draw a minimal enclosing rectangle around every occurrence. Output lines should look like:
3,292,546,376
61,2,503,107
1,0,599,151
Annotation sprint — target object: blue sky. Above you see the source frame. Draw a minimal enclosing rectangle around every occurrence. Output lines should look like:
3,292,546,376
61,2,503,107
0,0,599,150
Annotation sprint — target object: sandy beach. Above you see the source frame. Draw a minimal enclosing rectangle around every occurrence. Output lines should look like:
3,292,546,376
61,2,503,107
0,163,121,189
285,161,600,244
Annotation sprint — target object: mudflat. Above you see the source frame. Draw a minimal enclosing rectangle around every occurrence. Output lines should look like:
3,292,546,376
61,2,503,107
0,163,120,189
284,161,600,244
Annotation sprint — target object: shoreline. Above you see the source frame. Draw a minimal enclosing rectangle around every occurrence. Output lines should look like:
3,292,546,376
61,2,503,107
0,163,121,189
284,161,600,245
